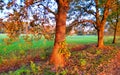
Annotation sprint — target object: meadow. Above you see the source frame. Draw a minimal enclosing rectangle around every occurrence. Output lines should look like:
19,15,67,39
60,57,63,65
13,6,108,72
0,34,120,75
0,34,98,55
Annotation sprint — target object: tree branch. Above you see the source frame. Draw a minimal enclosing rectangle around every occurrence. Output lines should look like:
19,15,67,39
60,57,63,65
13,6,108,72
93,24,98,30
79,19,96,25
83,7,95,16
67,19,96,29
39,4,57,16
95,0,101,26
101,0,111,23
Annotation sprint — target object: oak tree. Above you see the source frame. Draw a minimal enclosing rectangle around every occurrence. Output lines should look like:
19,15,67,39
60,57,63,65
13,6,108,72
107,0,120,43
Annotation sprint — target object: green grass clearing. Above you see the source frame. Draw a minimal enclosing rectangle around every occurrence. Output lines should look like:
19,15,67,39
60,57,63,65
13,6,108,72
0,34,119,56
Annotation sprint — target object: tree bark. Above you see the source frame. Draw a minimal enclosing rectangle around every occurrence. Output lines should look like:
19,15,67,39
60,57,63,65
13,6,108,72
50,0,69,69
113,0,119,44
113,24,118,44
97,25,104,48
95,0,111,48
113,28,117,43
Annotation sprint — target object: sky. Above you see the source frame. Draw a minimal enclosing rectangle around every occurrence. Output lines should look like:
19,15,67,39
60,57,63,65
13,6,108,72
0,0,24,18
0,0,56,21
0,0,95,26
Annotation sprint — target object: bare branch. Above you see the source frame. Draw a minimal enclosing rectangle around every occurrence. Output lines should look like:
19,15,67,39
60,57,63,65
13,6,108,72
93,24,98,30
79,19,96,25
39,4,57,16
68,19,96,29
83,8,95,16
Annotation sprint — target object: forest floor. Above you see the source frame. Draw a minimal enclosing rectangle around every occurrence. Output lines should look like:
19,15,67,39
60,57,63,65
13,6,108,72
70,44,120,75
0,44,120,75
104,49,120,75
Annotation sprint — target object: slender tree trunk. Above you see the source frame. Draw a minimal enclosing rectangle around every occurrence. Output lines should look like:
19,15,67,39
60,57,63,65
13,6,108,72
113,25,118,44
113,29,117,44
97,25,104,48
50,0,69,69
113,0,119,44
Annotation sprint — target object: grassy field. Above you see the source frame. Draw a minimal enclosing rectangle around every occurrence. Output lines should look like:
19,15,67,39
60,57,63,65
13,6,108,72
0,34,54,55
0,34,119,56
0,34,120,74
66,35,97,44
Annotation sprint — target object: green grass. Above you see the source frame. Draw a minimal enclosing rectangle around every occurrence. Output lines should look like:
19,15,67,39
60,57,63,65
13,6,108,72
0,34,53,55
66,35,97,44
0,34,119,56
0,34,8,39
1,40,119,75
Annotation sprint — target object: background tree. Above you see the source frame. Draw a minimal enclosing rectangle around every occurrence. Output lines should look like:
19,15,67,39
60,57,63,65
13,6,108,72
72,0,113,47
94,0,112,47
107,0,120,44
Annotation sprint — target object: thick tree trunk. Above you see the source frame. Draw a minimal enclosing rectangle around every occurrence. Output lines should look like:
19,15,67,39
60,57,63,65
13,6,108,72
97,25,104,48
50,0,68,69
